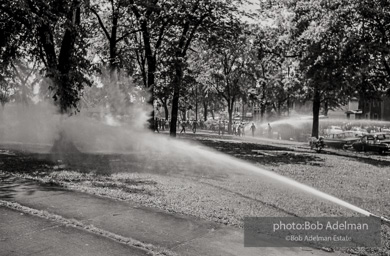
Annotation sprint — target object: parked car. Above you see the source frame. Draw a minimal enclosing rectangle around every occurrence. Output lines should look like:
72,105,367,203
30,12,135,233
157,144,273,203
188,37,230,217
352,134,390,154
372,132,390,144
349,127,367,136
323,131,361,149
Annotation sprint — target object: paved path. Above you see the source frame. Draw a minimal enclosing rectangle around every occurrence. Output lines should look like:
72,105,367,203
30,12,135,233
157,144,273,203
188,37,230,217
0,207,148,256
0,176,339,256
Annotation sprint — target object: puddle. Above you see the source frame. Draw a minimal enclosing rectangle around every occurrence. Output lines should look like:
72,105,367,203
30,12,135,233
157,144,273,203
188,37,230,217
0,173,66,200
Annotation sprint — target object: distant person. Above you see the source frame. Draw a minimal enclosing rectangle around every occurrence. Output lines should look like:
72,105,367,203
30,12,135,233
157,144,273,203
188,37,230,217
218,120,224,135
233,122,237,135
241,123,245,136
155,118,159,133
192,120,197,133
250,122,256,137
237,124,242,136
268,123,272,138
180,121,186,134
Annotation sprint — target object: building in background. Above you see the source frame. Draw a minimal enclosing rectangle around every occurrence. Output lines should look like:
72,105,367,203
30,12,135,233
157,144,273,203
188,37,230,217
357,96,390,121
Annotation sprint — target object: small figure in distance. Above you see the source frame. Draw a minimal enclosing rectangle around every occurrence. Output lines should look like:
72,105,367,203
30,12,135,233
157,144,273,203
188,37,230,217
218,120,224,136
250,122,256,137
268,123,272,138
155,118,159,133
192,119,197,133
180,120,186,134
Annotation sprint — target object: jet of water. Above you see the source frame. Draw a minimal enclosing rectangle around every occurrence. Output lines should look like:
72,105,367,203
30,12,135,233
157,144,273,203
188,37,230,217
190,145,372,216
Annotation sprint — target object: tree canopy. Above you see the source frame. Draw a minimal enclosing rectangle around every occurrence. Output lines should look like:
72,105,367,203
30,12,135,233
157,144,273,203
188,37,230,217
1,0,389,136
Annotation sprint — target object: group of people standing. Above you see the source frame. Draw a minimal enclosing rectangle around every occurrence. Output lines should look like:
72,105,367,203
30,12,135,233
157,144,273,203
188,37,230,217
155,117,273,138
232,121,247,136
154,118,169,132
220,121,259,137
240,122,272,138
179,120,199,134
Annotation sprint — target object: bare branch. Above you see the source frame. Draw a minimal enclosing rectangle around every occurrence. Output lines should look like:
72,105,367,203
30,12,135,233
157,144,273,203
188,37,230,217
116,28,143,43
90,8,111,41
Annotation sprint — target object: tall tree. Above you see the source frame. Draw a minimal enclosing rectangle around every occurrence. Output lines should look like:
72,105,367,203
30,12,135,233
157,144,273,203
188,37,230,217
163,0,243,136
289,0,359,137
198,25,253,133
1,0,92,113
90,0,141,78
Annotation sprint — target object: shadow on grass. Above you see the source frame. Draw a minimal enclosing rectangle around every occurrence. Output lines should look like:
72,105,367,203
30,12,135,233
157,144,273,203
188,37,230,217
326,152,390,168
196,139,323,166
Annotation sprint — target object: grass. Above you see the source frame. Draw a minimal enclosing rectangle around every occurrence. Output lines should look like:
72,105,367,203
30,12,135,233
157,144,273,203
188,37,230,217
1,134,389,255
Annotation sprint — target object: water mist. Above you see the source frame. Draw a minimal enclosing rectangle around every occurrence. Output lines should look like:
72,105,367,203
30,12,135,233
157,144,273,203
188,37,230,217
1,102,389,224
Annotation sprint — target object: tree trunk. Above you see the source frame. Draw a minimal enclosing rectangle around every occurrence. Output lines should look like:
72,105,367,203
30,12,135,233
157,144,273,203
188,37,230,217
287,95,290,116
170,61,182,137
163,100,169,120
312,87,321,138
109,14,118,79
260,103,266,123
141,19,157,130
203,101,208,121
323,100,329,116
227,100,233,134
195,89,198,121
241,101,244,121
277,101,282,117
260,82,266,122
182,110,187,121
56,2,81,114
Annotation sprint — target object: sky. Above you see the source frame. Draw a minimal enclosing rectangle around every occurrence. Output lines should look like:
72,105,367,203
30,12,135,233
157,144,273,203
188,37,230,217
239,0,262,24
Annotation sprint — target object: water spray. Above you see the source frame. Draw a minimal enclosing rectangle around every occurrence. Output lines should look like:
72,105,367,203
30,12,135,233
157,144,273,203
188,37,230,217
195,147,390,226
3,103,389,226
369,213,390,226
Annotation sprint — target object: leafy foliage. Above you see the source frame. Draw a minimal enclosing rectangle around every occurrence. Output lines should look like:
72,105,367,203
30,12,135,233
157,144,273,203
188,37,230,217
1,0,390,136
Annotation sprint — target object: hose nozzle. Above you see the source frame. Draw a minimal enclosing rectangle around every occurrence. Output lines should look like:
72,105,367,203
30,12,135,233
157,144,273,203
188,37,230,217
369,213,390,226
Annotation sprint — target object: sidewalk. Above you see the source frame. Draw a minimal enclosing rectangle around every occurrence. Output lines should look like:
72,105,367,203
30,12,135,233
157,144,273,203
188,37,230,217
0,177,337,256
0,207,148,256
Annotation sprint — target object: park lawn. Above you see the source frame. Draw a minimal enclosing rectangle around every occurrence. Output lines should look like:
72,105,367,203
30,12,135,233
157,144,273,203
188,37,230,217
0,135,389,255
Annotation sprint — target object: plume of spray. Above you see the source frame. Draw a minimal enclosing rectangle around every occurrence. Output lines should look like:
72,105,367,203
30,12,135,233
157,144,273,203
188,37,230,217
257,116,390,130
0,102,61,150
0,84,388,223
252,115,390,141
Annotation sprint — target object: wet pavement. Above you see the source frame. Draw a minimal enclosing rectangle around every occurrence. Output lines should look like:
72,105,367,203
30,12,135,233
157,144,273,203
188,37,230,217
0,173,66,201
0,173,338,256
0,207,148,256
